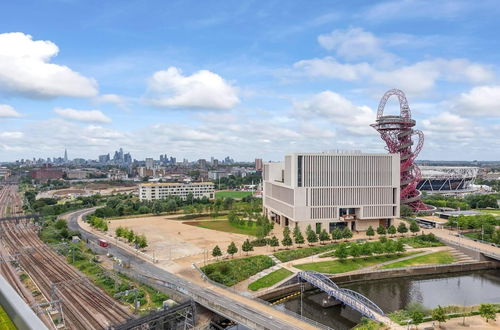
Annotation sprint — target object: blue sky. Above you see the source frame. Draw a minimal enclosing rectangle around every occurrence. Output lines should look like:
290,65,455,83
0,0,499,162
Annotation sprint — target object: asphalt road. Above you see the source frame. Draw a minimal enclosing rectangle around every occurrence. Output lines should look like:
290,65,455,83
65,208,310,330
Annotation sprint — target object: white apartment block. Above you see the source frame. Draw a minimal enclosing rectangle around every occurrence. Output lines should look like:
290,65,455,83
139,182,215,201
263,152,400,233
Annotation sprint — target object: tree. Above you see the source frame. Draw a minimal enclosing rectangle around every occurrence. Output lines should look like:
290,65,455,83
397,223,408,235
242,239,253,255
281,228,293,249
334,243,349,260
227,242,238,258
372,241,384,255
294,230,305,246
331,228,343,241
384,240,396,254
377,225,387,235
409,221,420,235
293,225,301,240
366,226,375,239
319,229,330,244
431,305,447,328
269,236,279,251
306,226,318,245
400,204,414,217
136,234,148,249
479,303,496,323
388,225,397,237
115,226,124,237
212,245,222,259
127,229,135,243
349,243,361,258
341,227,353,240
410,310,424,329
360,242,372,256
395,240,405,254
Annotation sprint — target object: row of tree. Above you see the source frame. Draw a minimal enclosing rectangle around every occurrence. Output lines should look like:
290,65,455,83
115,226,148,249
211,239,255,258
333,238,405,260
87,215,108,231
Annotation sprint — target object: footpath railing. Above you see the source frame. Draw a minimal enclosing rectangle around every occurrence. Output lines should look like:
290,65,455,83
192,263,332,330
438,235,500,260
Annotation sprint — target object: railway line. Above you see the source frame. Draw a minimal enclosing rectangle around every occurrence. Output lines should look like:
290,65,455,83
0,185,132,329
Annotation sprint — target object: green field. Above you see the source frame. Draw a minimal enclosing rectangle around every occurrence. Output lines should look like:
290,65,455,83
381,251,455,269
202,255,274,286
248,268,293,291
295,253,417,274
215,190,253,199
478,208,500,215
0,305,16,330
184,219,259,236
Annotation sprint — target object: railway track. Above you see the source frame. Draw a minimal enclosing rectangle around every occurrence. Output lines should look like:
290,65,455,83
0,185,132,329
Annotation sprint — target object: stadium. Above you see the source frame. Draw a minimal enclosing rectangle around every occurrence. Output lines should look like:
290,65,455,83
417,166,479,195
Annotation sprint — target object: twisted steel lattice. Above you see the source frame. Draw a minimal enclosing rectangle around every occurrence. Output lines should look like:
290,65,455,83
371,89,427,210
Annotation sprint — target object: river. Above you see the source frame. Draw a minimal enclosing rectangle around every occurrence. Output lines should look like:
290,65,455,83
277,270,500,329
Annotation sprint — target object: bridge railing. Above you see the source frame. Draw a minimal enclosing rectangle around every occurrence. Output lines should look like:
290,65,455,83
438,236,500,260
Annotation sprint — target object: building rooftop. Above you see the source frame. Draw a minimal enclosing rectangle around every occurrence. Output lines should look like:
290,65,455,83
140,182,214,186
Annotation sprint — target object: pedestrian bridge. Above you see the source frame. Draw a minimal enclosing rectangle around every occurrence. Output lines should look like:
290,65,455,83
297,271,385,321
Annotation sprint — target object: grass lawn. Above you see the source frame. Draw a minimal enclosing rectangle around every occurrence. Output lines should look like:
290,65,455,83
295,253,417,274
202,255,275,286
215,190,253,199
184,219,259,236
273,243,338,262
477,208,500,215
0,305,16,330
381,251,455,269
248,268,293,291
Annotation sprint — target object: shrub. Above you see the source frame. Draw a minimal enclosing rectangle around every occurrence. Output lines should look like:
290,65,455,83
201,255,275,286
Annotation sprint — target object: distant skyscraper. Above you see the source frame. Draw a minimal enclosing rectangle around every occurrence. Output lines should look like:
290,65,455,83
64,149,68,162
255,158,263,171
145,158,154,170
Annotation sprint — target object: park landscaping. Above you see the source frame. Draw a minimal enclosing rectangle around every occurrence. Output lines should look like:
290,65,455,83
381,251,455,269
215,190,253,199
184,219,260,236
397,234,444,248
247,268,293,291
201,255,275,286
273,243,338,262
295,252,418,274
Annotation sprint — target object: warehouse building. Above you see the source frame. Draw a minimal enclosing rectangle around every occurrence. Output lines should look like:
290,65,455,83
263,152,400,233
139,182,214,201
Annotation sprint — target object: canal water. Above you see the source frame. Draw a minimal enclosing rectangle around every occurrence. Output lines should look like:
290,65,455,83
278,270,500,330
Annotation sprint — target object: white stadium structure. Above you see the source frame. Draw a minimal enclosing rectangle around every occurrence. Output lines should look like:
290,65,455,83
416,166,479,195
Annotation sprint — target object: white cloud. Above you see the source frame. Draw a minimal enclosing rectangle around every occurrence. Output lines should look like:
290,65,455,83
146,67,239,110
0,131,24,139
0,104,22,118
363,0,471,21
318,28,393,61
0,32,98,98
54,108,112,123
95,94,128,109
293,57,371,81
452,86,500,117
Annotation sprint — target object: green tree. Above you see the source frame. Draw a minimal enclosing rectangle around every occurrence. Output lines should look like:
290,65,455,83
334,243,349,260
376,225,387,235
395,240,405,254
127,229,135,243
431,305,447,328
331,228,343,241
341,227,353,240
319,229,330,243
400,204,414,217
388,225,397,236
242,239,253,255
306,225,318,244
372,241,384,255
397,222,408,235
227,242,238,258
294,230,305,246
384,240,396,254
293,225,301,240
212,245,222,259
366,226,375,239
360,242,372,256
269,236,279,251
349,243,361,258
409,221,420,235
281,228,293,249
115,226,124,237
479,303,496,323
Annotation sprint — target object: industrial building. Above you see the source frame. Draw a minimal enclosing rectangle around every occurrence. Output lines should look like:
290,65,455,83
139,182,215,201
263,152,400,233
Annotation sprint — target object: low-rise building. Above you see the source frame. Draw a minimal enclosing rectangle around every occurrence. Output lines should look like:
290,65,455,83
139,182,215,201
263,152,400,233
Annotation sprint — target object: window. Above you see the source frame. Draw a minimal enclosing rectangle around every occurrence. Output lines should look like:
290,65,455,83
297,155,303,187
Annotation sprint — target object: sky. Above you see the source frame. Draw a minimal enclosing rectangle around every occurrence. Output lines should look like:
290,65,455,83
0,0,499,162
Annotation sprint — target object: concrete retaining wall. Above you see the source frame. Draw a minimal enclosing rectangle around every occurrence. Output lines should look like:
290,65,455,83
257,261,499,301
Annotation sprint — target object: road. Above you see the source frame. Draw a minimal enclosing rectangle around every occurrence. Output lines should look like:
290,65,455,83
65,208,320,330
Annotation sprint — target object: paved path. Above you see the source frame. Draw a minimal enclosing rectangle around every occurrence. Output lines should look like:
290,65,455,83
427,228,500,259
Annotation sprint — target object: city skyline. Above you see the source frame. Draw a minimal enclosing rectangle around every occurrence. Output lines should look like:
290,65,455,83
1,1,500,161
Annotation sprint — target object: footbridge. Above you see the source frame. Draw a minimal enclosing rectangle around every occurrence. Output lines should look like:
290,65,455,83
298,271,386,321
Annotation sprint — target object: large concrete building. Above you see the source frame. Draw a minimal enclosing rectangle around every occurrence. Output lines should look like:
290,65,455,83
263,152,400,233
139,182,215,201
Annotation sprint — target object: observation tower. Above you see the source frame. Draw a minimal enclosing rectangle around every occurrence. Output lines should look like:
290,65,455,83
371,89,427,211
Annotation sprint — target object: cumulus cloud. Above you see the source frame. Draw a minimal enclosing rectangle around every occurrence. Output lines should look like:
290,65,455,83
0,104,22,118
451,86,500,117
294,57,371,81
146,67,239,110
0,131,24,139
54,108,112,123
0,32,98,98
95,94,128,110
